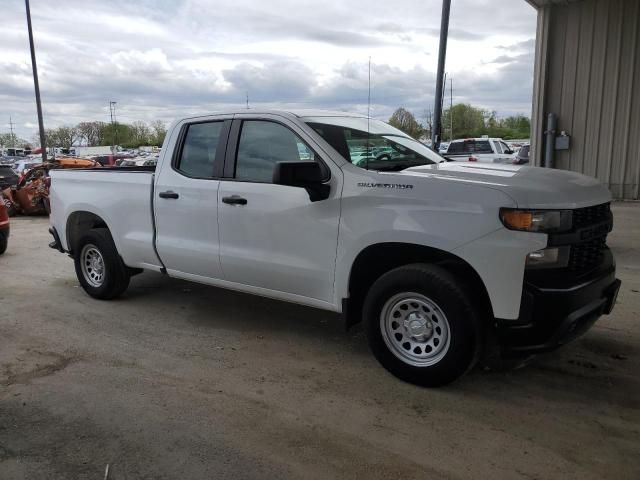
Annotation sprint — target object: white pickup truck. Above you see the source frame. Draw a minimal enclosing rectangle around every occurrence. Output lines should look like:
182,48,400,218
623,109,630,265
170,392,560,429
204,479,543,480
48,110,621,386
444,137,517,163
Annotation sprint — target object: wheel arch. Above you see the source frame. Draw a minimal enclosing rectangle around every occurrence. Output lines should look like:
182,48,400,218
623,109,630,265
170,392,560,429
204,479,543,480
343,242,494,329
66,210,110,256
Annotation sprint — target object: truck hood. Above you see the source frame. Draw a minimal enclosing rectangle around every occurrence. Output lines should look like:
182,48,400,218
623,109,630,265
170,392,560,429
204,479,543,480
399,163,611,209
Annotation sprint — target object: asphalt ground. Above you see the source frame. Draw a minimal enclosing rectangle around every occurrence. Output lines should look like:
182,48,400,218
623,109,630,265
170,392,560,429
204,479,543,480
1,203,638,479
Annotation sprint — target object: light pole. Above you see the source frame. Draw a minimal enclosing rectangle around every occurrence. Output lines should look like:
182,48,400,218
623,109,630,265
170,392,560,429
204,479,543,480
431,0,451,151
25,0,47,162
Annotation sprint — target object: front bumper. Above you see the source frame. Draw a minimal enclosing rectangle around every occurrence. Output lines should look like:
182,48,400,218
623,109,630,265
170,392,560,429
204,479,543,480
496,250,621,356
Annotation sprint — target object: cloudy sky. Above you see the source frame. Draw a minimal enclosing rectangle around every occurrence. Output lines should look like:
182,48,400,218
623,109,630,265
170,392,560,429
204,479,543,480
2,0,536,140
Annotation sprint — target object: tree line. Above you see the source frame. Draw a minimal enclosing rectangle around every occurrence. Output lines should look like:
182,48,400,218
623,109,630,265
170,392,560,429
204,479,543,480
388,104,531,141
43,120,167,149
0,133,30,150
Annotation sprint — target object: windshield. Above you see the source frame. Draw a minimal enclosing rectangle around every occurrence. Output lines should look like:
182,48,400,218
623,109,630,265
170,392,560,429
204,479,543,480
303,116,444,171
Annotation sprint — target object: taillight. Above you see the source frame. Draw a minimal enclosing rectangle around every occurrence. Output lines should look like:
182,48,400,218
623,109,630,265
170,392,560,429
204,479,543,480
468,156,478,162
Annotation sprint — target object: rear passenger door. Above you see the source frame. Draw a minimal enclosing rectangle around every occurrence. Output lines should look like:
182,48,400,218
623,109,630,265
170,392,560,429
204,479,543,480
217,115,340,304
154,117,231,279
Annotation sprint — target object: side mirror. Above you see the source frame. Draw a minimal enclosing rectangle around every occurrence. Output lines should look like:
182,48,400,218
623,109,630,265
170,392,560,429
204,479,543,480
505,149,514,155
273,161,330,202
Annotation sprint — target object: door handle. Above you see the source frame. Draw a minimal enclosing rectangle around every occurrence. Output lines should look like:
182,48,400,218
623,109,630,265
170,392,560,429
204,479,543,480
222,195,247,206
159,191,179,199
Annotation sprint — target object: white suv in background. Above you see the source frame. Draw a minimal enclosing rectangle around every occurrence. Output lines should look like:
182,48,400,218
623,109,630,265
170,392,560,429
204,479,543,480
444,138,516,163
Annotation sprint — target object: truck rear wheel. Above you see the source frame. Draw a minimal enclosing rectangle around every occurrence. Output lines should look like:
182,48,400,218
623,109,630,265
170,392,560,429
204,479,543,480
363,263,482,387
74,228,130,300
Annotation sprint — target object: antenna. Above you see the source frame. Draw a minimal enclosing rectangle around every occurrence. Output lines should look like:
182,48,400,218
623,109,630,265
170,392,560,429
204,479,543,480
366,56,371,171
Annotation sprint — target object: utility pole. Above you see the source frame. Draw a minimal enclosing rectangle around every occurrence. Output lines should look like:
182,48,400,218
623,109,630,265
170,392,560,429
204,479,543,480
9,117,16,147
25,0,47,162
431,0,451,150
246,92,249,109
109,101,117,153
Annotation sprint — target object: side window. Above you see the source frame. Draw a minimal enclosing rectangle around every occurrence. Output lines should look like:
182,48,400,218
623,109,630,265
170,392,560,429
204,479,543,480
235,121,316,183
176,122,224,178
493,140,503,154
447,141,466,153
501,141,512,153
474,141,493,154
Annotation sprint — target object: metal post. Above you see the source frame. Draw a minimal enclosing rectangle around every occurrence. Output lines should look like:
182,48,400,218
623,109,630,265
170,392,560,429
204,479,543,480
431,0,451,150
544,112,556,168
25,0,47,162
109,101,117,153
450,77,453,141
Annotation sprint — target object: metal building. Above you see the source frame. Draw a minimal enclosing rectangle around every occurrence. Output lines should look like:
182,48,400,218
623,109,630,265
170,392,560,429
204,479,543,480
528,0,640,200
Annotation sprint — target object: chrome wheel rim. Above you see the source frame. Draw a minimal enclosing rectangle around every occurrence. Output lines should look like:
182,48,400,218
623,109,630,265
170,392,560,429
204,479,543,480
80,244,105,287
380,292,451,367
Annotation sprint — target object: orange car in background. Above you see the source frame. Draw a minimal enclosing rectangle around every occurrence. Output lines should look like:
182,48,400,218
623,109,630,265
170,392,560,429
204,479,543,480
1,157,99,216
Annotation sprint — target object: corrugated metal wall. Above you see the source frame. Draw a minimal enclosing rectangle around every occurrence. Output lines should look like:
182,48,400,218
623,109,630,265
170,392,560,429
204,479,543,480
535,0,640,199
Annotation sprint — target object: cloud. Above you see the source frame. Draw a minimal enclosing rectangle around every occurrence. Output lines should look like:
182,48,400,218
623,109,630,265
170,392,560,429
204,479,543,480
1,0,537,140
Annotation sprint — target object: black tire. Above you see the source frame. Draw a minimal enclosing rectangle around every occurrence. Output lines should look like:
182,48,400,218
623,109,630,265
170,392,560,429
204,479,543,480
363,263,483,387
73,228,130,300
0,232,7,255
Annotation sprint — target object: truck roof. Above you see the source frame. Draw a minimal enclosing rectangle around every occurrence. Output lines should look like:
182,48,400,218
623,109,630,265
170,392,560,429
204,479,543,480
180,109,368,120
450,138,505,142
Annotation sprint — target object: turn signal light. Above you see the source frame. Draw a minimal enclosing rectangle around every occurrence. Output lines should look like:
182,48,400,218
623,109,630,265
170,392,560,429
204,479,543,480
499,208,572,233
501,210,534,230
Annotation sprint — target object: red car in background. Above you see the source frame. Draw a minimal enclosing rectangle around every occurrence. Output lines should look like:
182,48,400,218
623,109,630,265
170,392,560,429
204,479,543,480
0,192,9,254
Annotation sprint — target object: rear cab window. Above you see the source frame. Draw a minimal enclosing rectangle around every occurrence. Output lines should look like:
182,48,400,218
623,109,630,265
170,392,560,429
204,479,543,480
176,121,225,178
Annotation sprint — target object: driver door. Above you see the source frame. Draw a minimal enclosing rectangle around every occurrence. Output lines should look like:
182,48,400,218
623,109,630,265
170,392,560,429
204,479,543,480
217,117,341,304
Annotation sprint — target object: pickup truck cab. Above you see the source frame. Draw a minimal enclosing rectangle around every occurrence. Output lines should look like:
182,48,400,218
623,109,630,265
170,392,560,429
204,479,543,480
48,110,620,386
445,137,516,163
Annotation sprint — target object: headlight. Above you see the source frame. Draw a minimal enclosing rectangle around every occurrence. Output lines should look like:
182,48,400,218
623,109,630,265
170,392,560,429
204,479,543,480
526,247,570,269
500,208,572,233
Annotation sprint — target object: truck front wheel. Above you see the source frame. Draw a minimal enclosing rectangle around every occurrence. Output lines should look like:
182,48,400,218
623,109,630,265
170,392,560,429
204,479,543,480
363,264,482,387
74,228,130,300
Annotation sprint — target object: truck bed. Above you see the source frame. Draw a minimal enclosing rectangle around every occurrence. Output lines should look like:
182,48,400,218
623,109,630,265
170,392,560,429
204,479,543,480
49,168,161,270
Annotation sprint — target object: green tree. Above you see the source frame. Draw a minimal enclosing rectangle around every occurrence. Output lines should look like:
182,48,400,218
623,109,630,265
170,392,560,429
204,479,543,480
441,104,486,140
55,126,80,148
150,120,167,146
77,121,107,146
388,108,423,139
130,121,152,147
